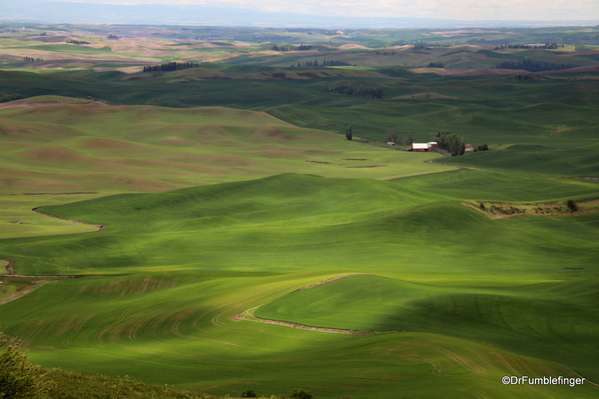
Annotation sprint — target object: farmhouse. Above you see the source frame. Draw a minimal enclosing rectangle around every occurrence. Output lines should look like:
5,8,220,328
411,142,438,152
465,144,475,152
412,143,429,151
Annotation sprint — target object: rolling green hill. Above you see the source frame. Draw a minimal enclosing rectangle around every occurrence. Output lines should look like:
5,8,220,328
256,274,599,380
2,173,598,276
435,144,599,177
3,271,596,398
1,25,599,399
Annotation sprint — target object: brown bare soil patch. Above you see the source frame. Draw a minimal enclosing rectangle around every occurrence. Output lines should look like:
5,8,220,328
1,258,16,274
79,138,143,150
317,122,336,127
159,137,198,146
92,66,144,73
20,146,89,163
306,160,332,164
338,44,371,50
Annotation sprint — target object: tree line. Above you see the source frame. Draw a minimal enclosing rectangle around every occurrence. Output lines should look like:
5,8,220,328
23,56,44,62
435,132,465,156
143,62,201,72
67,40,90,44
323,82,383,98
295,60,356,67
269,44,314,51
494,43,564,49
0,93,26,103
496,59,575,72
385,131,413,145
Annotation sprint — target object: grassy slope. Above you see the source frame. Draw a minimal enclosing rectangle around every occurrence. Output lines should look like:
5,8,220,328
435,144,599,177
1,68,598,144
0,172,598,398
256,274,599,380
0,104,450,195
1,272,597,399
0,103,454,238
2,172,598,276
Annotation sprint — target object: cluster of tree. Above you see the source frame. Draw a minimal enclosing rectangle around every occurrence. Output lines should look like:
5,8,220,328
67,40,90,44
143,62,201,72
2,29,19,33
23,56,44,62
324,82,383,99
0,332,48,398
296,60,355,67
106,34,120,40
269,44,293,51
494,43,564,49
0,93,26,103
474,144,489,152
427,62,444,68
385,131,413,145
435,132,465,156
514,74,536,80
297,44,314,51
496,59,575,72
374,51,396,55
269,44,314,52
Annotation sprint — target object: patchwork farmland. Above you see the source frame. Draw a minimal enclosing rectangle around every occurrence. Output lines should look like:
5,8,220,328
1,23,599,399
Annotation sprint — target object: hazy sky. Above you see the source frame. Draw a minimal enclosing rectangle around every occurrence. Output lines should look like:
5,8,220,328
58,0,599,21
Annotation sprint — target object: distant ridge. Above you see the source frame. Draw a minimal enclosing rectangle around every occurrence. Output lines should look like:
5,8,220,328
3,0,599,28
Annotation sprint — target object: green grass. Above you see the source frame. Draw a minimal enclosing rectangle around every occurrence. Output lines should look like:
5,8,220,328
435,144,599,177
2,272,598,399
0,171,596,397
0,104,454,196
11,44,114,54
256,274,599,380
2,172,598,276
